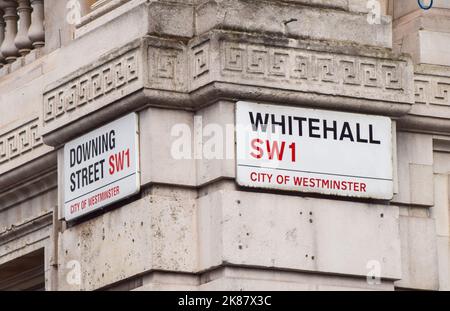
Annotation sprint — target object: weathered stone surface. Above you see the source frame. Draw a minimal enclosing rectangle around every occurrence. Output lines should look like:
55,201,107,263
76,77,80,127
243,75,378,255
198,188,401,280
57,192,197,291
196,0,392,48
195,101,235,186
140,107,196,187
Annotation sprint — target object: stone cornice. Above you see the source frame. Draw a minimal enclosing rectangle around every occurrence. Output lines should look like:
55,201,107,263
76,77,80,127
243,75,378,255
41,31,414,147
0,151,56,194
0,168,57,212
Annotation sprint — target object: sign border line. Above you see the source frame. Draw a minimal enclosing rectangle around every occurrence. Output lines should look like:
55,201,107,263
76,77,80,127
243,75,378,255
238,164,392,182
64,172,137,204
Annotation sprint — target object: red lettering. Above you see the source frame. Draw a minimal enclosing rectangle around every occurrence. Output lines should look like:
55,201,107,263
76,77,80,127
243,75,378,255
361,183,367,192
294,176,302,186
126,149,130,168
250,139,264,159
249,172,273,183
70,202,80,214
289,142,296,162
109,149,131,175
266,140,285,160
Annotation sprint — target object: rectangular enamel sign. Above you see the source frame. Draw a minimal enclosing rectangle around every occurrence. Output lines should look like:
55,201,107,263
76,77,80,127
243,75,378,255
64,113,140,221
236,101,393,200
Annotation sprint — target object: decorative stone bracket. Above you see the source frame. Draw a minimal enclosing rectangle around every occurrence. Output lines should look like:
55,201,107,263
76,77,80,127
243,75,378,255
41,31,415,147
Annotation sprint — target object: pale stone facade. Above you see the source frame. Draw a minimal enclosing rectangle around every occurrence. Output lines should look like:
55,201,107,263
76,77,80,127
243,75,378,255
0,0,449,291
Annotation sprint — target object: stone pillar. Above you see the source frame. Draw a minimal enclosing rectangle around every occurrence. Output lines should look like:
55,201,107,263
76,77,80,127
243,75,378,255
15,0,32,55
28,0,44,48
0,1,19,63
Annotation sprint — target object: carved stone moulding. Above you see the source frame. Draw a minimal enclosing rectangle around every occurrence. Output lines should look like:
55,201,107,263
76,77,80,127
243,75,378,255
0,117,53,179
397,64,450,135
42,39,145,139
41,31,414,147
188,31,414,112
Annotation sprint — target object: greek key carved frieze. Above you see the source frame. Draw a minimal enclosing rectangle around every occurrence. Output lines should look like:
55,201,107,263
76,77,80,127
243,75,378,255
148,45,187,92
0,119,43,165
43,50,140,124
415,75,450,107
220,42,406,93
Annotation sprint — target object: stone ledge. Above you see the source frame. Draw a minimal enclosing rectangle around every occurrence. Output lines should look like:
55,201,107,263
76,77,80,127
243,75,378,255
0,169,57,212
0,228,50,267
135,265,395,291
0,212,53,247
0,152,57,195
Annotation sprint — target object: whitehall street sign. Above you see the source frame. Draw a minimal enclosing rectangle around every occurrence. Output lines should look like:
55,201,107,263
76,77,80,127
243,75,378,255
64,113,140,221
236,101,394,200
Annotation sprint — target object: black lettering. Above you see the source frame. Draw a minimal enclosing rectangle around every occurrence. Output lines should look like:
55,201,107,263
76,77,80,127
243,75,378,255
249,112,269,132
69,130,119,169
293,117,307,136
76,146,82,164
82,168,88,188
92,136,99,157
369,124,381,144
70,173,76,192
70,149,76,167
288,116,293,135
309,118,321,138
88,164,94,184
98,159,105,179
69,159,107,191
340,122,354,142
82,141,91,162
323,120,338,140
271,114,286,134
356,123,368,143
109,130,116,150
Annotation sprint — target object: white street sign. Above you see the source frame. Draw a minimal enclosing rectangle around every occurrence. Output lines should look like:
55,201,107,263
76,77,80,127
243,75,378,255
236,101,393,200
64,113,140,221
